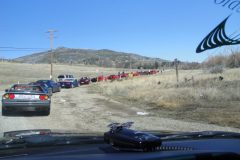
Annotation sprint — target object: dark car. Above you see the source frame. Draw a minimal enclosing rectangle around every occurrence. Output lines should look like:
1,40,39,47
59,79,79,88
91,77,97,83
2,84,51,116
36,80,61,93
78,77,91,85
139,71,150,75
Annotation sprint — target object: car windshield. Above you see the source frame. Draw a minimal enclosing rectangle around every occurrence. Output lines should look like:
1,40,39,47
1,0,240,144
64,79,74,81
58,75,64,78
9,85,43,93
36,80,49,83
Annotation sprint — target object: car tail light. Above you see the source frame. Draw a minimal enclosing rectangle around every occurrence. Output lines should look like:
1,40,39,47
9,94,15,99
39,95,48,101
3,93,15,100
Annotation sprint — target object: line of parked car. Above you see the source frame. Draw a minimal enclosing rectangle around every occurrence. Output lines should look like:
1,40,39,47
1,70,159,116
90,70,159,82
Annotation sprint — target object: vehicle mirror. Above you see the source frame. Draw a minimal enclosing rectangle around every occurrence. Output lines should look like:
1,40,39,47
5,89,9,92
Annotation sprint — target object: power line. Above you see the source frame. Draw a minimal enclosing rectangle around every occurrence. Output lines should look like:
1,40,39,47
0,47,48,49
0,47,48,52
0,49,45,52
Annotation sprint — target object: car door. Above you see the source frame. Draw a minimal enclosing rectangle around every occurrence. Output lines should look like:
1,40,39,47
50,81,57,92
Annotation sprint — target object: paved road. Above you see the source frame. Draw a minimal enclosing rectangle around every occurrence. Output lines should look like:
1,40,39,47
1,86,240,133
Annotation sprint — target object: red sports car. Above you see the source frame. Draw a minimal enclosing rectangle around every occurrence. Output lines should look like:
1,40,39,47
120,73,129,78
107,75,119,81
97,75,106,82
133,72,140,77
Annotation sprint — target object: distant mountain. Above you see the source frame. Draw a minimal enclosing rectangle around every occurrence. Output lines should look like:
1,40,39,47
14,47,168,69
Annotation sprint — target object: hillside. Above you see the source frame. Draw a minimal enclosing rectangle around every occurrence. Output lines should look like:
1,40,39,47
14,47,167,69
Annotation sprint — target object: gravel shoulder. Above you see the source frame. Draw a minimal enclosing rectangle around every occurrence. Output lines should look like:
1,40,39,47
1,86,240,133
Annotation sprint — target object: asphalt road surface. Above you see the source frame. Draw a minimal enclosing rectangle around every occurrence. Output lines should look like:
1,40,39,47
1,86,240,133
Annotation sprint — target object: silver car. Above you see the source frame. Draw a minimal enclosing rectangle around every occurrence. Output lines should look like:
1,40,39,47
2,84,51,116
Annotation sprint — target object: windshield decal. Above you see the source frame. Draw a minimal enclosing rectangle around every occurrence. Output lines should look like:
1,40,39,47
214,0,240,13
196,15,240,53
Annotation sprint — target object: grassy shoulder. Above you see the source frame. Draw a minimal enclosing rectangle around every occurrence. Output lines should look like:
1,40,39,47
91,69,240,128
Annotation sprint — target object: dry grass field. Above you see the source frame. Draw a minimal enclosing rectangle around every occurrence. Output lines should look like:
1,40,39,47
92,68,240,128
0,62,240,128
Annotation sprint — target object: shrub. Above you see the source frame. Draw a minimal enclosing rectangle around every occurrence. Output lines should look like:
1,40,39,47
208,65,224,74
226,53,240,68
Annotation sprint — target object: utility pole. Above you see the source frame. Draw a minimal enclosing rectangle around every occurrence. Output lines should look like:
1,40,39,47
174,58,179,86
46,29,57,80
130,60,132,70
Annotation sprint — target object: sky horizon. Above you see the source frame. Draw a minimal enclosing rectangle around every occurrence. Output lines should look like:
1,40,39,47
1,0,240,62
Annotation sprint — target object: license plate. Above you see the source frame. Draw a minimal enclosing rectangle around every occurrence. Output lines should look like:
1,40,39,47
14,94,39,100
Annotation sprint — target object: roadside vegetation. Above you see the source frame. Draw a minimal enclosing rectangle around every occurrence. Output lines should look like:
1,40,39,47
203,51,240,69
92,68,240,128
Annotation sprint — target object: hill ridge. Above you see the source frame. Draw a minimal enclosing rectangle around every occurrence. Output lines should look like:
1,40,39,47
14,47,167,69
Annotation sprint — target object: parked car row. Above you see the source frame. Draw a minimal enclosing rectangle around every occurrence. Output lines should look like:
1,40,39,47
1,70,159,116
89,70,159,83
56,70,159,86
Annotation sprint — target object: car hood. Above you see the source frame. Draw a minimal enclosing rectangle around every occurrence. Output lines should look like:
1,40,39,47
0,129,102,139
1,129,240,140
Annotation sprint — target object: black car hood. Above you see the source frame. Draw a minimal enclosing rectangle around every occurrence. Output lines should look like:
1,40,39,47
2,129,240,140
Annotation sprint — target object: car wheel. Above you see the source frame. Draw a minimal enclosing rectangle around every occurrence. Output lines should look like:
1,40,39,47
42,109,50,116
2,108,8,116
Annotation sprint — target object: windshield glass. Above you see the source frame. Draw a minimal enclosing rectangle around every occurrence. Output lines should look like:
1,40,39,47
1,0,240,137
58,75,64,78
36,80,49,83
9,85,43,93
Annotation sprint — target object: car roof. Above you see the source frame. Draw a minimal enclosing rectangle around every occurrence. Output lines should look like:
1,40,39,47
58,74,73,76
37,80,51,82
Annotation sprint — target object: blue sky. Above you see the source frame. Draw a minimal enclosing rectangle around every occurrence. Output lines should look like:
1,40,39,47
1,0,240,62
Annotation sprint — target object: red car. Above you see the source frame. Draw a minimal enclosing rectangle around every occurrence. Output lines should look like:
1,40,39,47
107,75,120,81
120,73,129,78
133,72,140,77
150,70,158,74
97,75,106,82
